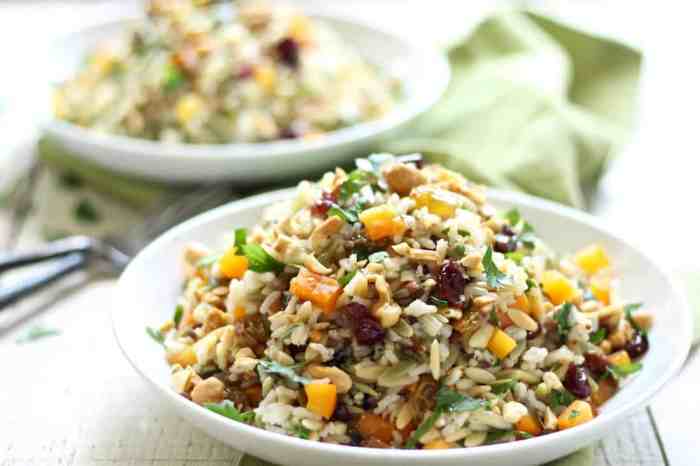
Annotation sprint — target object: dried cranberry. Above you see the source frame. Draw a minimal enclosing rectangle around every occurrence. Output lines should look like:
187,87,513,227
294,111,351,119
343,302,371,322
355,318,385,345
236,65,254,79
583,352,609,376
435,261,467,306
331,344,352,367
494,234,516,253
276,37,299,68
625,332,649,359
311,192,337,216
526,325,541,340
286,344,306,357
501,225,516,237
332,403,353,422
363,396,378,410
563,364,591,399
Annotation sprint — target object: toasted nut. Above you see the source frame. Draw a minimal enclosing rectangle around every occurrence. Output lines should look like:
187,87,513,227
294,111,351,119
307,365,353,393
507,309,538,331
191,377,225,405
309,216,344,253
608,328,627,349
382,162,427,196
631,312,653,331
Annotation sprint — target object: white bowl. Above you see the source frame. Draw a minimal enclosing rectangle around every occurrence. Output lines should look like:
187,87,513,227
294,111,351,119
113,188,692,466
43,15,449,183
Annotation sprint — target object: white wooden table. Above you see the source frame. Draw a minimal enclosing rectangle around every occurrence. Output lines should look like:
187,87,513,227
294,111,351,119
1,1,699,465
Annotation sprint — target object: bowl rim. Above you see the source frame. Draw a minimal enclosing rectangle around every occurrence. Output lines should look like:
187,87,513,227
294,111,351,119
44,13,451,161
113,187,693,461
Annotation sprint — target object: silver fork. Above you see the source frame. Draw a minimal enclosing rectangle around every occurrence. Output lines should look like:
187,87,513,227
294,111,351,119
0,184,236,310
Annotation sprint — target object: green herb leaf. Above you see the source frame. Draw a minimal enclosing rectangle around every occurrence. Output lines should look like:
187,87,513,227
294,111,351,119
16,325,61,344
405,410,440,449
339,170,372,201
549,389,575,410
505,251,524,263
339,270,357,287
368,251,390,263
482,247,508,288
173,305,184,328
429,296,449,308
163,62,184,92
196,253,223,268
458,229,471,237
486,429,513,444
240,244,285,273
608,362,643,379
74,199,100,224
59,171,83,189
328,205,359,223
234,228,248,248
146,327,165,346
554,303,573,341
624,302,646,335
589,327,607,344
258,360,310,385
569,409,580,419
291,424,311,439
515,430,533,439
448,244,466,259
491,379,516,395
204,400,255,424
526,278,537,291
504,209,521,226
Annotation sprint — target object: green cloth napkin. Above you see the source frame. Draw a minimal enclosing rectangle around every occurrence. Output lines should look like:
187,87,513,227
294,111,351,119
7,9,647,466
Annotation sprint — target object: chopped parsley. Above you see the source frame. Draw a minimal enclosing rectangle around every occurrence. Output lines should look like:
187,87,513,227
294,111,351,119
240,244,285,273
624,303,646,335
339,170,373,201
234,228,247,248
290,424,311,439
489,309,500,326
163,62,184,92
173,304,184,328
482,247,508,288
505,251,524,263
491,379,516,395
515,430,533,439
549,389,575,410
74,199,100,224
146,327,165,346
16,325,61,344
607,362,643,380
526,278,537,291
448,244,466,259
59,171,83,189
504,209,521,226
257,360,310,385
589,328,607,344
405,388,489,448
458,229,471,237
328,205,359,223
429,296,449,308
368,251,390,263
204,400,255,424
338,270,357,287
554,303,573,341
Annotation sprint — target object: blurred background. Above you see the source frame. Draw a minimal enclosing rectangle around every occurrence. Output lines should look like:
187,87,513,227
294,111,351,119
1,1,699,465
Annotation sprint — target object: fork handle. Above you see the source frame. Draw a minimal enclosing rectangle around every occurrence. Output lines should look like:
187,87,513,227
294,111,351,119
0,236,93,273
0,252,88,311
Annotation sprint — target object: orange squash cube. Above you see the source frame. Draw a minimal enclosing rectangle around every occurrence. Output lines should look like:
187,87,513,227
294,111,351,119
607,350,631,367
290,268,342,314
558,400,594,430
167,345,198,367
512,294,531,314
515,413,542,436
359,205,406,241
487,328,517,359
590,273,610,305
305,382,337,418
575,244,610,275
411,186,460,219
542,270,577,305
357,413,394,443
219,249,249,279
424,439,453,449
233,306,247,321
591,377,617,407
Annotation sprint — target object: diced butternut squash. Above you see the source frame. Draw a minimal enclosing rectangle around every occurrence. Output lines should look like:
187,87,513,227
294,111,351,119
512,294,531,314
90,50,116,76
289,14,312,44
558,400,594,430
309,329,324,343
167,345,198,367
607,350,631,367
590,273,610,305
411,186,460,219
487,328,517,359
305,382,337,418
575,244,610,275
178,306,196,330
254,64,276,93
359,205,406,241
515,413,542,436
290,268,342,314
424,439,453,449
233,306,247,321
357,413,394,443
219,249,249,279
591,377,617,407
542,270,577,305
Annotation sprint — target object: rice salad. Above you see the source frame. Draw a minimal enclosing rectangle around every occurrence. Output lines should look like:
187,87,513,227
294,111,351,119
54,0,399,143
151,154,652,449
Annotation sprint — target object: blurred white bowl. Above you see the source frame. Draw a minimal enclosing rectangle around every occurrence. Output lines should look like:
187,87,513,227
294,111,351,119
44,15,449,183
113,187,691,466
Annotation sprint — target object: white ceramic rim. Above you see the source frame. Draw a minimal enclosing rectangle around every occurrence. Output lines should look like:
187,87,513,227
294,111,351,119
44,13,451,161
113,187,693,461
